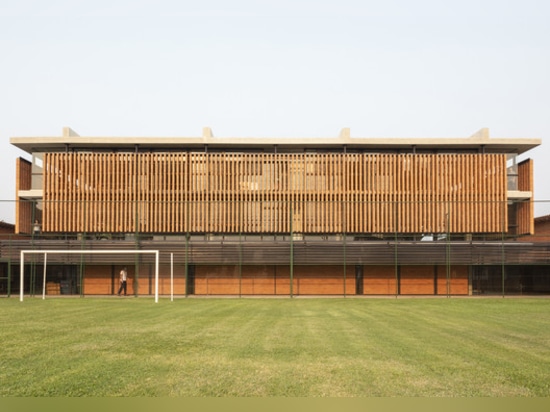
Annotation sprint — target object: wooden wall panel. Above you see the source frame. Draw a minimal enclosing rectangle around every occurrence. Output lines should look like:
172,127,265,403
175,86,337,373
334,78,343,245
517,159,534,235
195,265,240,295
151,264,187,295
363,265,397,295
83,265,113,295
400,266,435,295
436,265,469,295
240,265,276,295
76,263,470,296
193,264,355,295
42,152,509,234
81,264,183,295
81,264,189,296
294,265,354,295
15,158,33,234
274,265,294,295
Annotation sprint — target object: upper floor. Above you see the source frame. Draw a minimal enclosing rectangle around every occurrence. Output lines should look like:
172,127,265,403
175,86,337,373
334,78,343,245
11,127,540,236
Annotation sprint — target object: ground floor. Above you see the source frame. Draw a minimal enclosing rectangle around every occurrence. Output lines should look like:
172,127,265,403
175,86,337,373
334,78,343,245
80,264,469,296
2,238,550,297
4,263,550,297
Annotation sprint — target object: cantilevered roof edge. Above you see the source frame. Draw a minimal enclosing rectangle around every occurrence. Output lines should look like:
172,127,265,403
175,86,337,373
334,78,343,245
10,131,541,155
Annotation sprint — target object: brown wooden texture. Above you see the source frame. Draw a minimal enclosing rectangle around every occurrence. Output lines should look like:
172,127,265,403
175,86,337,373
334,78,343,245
42,152,508,234
517,159,534,235
273,265,294,295
194,265,288,295
130,264,186,296
294,265,355,295
46,282,60,295
363,265,397,295
194,264,354,295
78,263,469,295
15,158,33,234
400,266,436,295
83,265,113,295
436,265,469,295
194,265,240,295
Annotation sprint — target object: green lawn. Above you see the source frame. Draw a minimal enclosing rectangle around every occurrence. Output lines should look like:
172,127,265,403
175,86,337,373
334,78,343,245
1,297,549,396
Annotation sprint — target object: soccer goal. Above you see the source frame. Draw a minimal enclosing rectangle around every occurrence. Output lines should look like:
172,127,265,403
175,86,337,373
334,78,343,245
19,250,160,303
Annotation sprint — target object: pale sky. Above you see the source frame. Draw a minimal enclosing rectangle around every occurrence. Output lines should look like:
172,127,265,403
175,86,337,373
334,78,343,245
1,0,549,222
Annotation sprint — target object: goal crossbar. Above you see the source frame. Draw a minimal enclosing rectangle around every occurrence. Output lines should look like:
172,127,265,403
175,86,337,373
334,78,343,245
20,250,160,303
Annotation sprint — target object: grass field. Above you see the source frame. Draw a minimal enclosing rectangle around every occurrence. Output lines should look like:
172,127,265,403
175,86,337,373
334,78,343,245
1,297,550,397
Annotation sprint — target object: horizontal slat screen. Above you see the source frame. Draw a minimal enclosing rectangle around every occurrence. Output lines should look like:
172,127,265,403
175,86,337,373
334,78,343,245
42,152,507,234
3,239,550,266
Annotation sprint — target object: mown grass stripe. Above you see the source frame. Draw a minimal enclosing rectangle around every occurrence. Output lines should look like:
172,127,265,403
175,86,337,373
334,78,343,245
1,298,549,396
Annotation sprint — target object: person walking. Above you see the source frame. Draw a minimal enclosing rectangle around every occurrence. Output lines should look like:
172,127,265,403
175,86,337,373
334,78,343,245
117,267,128,296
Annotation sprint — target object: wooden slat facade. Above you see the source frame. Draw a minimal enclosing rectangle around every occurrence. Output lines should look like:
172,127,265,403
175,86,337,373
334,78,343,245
42,152,508,234
517,159,534,235
15,158,32,234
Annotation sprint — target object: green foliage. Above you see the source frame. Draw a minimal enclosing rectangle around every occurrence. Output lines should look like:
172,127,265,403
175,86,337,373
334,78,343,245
1,298,550,396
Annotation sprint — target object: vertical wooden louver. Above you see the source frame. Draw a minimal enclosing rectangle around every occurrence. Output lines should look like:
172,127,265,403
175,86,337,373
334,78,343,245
15,157,33,234
517,159,534,235
42,152,508,234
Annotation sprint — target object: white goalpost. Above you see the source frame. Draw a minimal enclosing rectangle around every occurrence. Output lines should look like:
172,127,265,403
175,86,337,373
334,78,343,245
20,250,161,303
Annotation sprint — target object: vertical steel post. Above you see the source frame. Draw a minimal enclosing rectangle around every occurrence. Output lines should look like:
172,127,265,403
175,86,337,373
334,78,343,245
7,234,12,297
154,251,159,303
185,193,190,297
446,208,451,298
502,200,506,298
30,200,36,297
239,230,242,298
42,253,47,300
290,204,294,298
343,199,347,297
170,252,174,302
20,251,24,302
185,231,189,297
394,201,398,298
79,204,85,298
134,201,140,297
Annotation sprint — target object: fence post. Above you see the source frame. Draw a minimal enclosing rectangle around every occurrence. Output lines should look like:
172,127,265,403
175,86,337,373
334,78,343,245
185,231,189,297
501,200,506,298
394,201,399,298
446,207,451,298
290,204,294,298
343,199,347,297
7,234,12,297
239,229,242,298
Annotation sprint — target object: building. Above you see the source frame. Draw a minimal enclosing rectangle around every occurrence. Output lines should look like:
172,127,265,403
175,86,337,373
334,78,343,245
3,126,550,297
530,215,550,243
0,221,15,238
